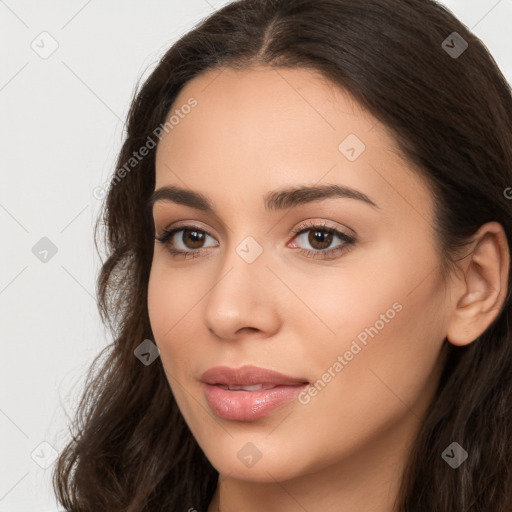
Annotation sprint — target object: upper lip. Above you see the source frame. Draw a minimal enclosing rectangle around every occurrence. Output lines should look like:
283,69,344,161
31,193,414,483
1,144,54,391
201,365,309,387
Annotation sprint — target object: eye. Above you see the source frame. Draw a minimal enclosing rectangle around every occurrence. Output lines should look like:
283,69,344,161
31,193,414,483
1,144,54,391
155,225,218,259
288,220,356,260
154,220,356,260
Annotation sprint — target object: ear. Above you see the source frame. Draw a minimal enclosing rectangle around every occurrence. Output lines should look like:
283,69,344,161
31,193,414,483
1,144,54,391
446,221,510,347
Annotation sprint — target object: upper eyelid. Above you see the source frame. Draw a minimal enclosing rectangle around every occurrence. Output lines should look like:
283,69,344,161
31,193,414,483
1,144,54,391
159,222,219,240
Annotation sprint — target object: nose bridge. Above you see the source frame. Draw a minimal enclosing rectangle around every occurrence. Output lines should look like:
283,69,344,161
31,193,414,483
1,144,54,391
203,230,280,339
217,208,270,282
210,231,269,309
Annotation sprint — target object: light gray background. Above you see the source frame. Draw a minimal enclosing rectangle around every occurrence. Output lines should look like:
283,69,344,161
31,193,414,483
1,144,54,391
1,1,511,510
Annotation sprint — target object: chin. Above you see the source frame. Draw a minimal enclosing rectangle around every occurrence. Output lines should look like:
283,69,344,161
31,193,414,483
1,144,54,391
202,440,317,483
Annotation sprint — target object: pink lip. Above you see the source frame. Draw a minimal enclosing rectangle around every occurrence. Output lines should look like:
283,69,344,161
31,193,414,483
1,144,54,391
201,365,309,421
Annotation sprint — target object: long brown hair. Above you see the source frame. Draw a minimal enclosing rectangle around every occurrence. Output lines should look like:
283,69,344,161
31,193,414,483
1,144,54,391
53,0,512,510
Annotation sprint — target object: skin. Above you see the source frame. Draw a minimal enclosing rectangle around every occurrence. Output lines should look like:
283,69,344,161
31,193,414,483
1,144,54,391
147,65,509,512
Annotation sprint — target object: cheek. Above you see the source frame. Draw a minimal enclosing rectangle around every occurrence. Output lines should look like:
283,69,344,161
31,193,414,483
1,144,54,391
147,264,205,424
147,262,200,372
293,241,448,426
305,262,446,426
147,265,172,344
147,259,206,341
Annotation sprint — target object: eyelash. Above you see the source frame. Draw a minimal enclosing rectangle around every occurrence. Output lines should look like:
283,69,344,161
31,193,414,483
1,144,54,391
154,220,356,261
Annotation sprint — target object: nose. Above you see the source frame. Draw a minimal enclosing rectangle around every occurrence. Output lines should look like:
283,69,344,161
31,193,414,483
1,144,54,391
203,241,281,341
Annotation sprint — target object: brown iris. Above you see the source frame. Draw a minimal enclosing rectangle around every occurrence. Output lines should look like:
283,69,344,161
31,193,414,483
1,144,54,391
181,229,206,249
308,229,333,250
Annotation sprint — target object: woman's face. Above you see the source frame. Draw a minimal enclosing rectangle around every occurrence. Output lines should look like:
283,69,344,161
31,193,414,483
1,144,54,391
148,65,451,482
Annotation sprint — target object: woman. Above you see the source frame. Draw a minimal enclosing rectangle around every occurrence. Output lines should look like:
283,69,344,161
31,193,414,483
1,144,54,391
53,0,512,510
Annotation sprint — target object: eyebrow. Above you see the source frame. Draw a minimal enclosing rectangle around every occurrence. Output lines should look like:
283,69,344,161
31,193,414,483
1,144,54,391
147,183,379,213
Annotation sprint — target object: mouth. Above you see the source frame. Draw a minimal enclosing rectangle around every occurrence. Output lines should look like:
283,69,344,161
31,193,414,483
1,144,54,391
216,383,297,391
201,365,309,421
201,364,309,387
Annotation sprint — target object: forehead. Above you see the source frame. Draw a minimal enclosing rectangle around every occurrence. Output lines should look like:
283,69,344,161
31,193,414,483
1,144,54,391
156,65,381,166
153,65,434,227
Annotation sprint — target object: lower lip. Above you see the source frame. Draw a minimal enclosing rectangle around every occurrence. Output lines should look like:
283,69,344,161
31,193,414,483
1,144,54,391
202,382,308,421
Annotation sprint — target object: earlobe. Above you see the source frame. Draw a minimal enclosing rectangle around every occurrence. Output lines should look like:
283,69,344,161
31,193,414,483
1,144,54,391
446,222,510,347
